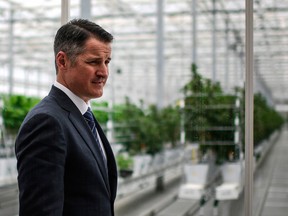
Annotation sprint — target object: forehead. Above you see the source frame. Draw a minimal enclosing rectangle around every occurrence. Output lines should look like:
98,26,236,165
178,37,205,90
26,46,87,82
83,38,112,56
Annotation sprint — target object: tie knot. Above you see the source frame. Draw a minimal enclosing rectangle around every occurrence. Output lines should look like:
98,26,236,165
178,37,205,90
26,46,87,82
83,107,94,122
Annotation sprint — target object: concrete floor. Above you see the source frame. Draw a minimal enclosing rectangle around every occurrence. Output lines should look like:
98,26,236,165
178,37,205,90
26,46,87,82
115,127,288,216
1,127,288,216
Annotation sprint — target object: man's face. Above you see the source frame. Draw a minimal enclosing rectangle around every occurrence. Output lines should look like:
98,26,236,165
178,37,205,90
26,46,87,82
59,38,112,103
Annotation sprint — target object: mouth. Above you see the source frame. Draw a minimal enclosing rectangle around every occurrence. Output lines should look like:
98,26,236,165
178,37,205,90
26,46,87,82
92,78,106,86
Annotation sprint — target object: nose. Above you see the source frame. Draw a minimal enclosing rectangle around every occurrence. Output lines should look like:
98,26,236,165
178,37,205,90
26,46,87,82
97,63,109,77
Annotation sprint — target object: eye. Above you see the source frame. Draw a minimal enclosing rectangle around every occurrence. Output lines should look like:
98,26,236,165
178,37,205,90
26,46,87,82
87,60,100,65
105,60,110,65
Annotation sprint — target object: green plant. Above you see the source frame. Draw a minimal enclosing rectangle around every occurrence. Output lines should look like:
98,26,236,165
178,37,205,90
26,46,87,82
159,105,181,146
253,93,284,145
181,63,284,163
2,94,40,133
182,64,239,162
116,153,133,170
90,101,109,124
113,98,181,155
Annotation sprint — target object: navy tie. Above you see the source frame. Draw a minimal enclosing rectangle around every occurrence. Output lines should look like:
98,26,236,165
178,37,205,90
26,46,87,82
83,108,107,168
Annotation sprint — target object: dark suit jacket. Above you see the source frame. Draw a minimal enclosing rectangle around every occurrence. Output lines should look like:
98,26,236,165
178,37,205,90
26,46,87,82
15,86,118,216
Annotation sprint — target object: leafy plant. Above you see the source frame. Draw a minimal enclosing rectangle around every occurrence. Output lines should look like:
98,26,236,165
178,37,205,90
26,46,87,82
181,63,284,163
2,94,40,133
113,98,181,155
116,153,133,170
253,93,284,145
91,101,109,124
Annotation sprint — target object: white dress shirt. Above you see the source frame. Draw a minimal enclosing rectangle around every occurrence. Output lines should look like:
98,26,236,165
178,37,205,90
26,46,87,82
53,81,107,159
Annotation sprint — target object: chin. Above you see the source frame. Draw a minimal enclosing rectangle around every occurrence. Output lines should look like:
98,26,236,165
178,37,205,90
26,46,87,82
94,92,103,98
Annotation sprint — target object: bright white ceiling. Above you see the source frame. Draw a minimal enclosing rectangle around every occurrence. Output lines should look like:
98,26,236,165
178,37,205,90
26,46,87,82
0,0,287,108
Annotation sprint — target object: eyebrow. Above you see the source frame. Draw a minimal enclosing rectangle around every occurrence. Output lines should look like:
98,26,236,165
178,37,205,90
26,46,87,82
85,56,111,61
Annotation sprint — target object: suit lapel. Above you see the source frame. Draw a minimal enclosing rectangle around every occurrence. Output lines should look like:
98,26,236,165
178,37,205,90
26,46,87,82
48,86,111,195
94,119,118,200
69,114,111,192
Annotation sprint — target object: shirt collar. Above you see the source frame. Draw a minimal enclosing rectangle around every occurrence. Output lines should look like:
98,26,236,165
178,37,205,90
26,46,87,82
54,81,89,115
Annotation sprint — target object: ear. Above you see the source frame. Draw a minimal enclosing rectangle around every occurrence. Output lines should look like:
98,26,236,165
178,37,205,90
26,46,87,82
56,51,68,70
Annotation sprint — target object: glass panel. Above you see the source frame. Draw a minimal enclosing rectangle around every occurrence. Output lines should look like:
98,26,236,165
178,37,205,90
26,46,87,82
0,1,287,216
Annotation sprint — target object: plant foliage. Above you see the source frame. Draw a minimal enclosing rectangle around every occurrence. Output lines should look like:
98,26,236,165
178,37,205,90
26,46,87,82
181,63,284,163
1,65,284,159
2,94,40,133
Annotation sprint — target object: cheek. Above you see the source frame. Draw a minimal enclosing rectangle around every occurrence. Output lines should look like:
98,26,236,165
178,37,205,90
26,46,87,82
70,72,87,87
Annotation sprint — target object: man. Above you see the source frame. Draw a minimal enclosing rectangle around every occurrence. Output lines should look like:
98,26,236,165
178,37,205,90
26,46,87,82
15,19,118,216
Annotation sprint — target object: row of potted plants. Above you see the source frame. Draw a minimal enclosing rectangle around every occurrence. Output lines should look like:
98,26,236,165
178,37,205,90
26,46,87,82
1,63,285,170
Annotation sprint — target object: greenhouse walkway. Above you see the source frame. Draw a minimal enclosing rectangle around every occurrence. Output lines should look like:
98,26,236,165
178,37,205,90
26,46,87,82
1,126,288,216
205,126,288,216
255,126,288,216
114,126,288,216
234,126,288,216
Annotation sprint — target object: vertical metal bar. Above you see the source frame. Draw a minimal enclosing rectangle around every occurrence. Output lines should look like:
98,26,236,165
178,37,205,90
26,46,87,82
61,0,70,25
180,99,185,144
156,0,164,109
191,0,197,64
8,8,14,95
212,0,216,82
225,18,229,91
107,63,115,143
81,0,91,19
245,0,254,216
240,47,244,82
234,50,238,87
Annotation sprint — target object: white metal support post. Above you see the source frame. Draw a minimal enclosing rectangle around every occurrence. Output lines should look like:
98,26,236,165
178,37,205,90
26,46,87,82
224,18,230,91
81,0,91,19
245,0,254,216
156,0,165,190
156,0,164,109
212,0,217,83
8,8,14,95
61,0,70,25
180,99,185,145
191,0,197,64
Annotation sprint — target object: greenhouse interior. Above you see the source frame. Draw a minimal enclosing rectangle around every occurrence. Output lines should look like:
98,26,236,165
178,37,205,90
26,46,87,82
0,0,288,216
